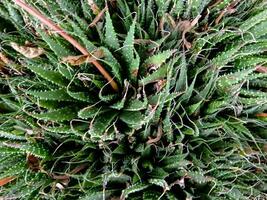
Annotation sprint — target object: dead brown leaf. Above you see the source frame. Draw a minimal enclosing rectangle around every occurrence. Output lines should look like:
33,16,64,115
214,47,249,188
89,6,107,27
27,154,40,172
178,15,201,49
61,49,104,66
215,0,240,25
147,122,163,144
10,42,44,58
134,39,154,45
108,0,117,8
88,0,101,15
61,55,90,66
0,52,11,64
0,52,11,72
154,79,167,92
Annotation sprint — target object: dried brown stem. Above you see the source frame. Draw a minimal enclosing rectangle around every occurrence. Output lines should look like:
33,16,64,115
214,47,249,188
13,0,119,91
0,176,16,186
255,113,267,117
256,65,267,73
51,163,88,180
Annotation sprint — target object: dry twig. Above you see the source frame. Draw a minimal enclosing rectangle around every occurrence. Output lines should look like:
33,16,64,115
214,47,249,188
13,0,119,91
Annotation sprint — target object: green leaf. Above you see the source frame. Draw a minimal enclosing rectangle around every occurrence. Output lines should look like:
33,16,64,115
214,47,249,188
148,178,169,189
31,107,77,122
121,183,150,199
150,168,169,179
37,100,62,109
0,162,25,179
79,190,112,200
69,19,96,52
67,89,96,103
155,0,171,17
104,11,120,50
122,17,137,79
37,30,72,58
100,47,122,84
0,130,25,141
57,0,81,15
175,55,187,91
129,49,140,81
124,99,148,111
20,143,50,159
211,43,242,66
26,89,73,101
188,171,210,184
88,111,118,141
187,101,202,115
120,111,145,128
26,64,68,87
217,68,255,94
140,64,168,86
78,106,110,119
239,9,267,32
143,50,176,70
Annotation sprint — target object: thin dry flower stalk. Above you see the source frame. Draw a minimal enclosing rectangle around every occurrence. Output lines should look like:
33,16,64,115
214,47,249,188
255,113,267,117
255,65,267,73
13,0,118,91
0,176,16,186
51,163,88,180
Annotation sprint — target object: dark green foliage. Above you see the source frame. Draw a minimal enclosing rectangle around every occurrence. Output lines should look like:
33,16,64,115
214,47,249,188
0,0,267,199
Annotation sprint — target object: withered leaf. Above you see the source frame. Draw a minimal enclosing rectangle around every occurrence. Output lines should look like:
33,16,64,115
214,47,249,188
88,0,100,15
0,52,11,72
0,52,11,64
215,0,240,24
178,15,201,49
147,122,163,144
61,55,89,66
89,6,107,27
27,154,40,172
10,42,44,58
61,49,104,66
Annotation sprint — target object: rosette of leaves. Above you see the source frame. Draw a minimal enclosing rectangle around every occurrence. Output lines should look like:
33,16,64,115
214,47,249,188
0,0,267,199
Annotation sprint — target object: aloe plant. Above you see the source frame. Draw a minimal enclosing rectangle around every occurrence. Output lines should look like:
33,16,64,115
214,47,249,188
0,0,267,199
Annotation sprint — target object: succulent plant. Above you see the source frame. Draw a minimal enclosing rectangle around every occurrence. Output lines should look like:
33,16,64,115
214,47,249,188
0,0,267,199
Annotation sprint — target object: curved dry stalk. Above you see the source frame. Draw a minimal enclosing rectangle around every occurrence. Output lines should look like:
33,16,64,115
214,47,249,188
13,0,119,91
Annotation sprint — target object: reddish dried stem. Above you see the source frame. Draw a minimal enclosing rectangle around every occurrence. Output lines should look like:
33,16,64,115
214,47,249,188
0,176,16,186
256,65,267,73
255,113,267,117
13,0,118,91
